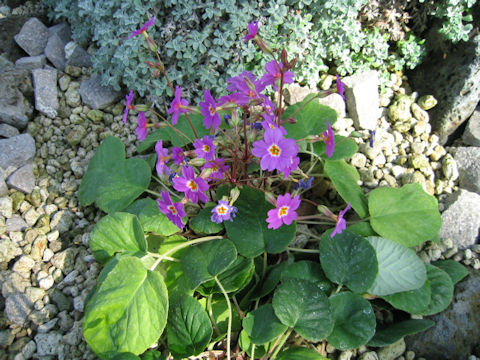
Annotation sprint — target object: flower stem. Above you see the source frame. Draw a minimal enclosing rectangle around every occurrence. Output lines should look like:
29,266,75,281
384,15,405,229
268,328,293,360
287,247,318,254
215,276,232,360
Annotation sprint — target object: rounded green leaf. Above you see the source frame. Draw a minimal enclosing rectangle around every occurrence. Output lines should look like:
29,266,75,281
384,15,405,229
126,198,180,235
252,262,289,300
276,348,328,360
223,187,296,257
324,160,369,218
366,236,426,296
83,256,168,356
327,292,376,350
181,238,237,289
368,319,435,347
238,330,271,358
280,260,332,294
432,259,469,285
368,184,442,247
79,136,151,213
243,304,288,344
419,264,454,315
189,204,224,235
90,212,146,264
167,294,212,359
313,135,358,160
382,277,431,314
320,231,378,293
273,279,334,341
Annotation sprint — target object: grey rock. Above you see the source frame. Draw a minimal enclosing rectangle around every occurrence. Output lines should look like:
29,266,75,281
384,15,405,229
48,22,71,43
283,83,315,105
2,271,29,297
65,87,81,108
0,196,12,217
377,339,406,360
409,33,480,143
51,248,77,275
0,329,15,347
453,147,480,193
22,340,36,359
63,321,82,346
359,352,379,360
44,33,68,71
463,108,480,147
12,255,35,278
318,93,346,119
37,318,58,333
50,288,73,311
6,162,35,194
6,215,28,232
13,17,49,56
0,15,31,62
405,271,480,359
57,311,74,332
65,41,93,68
29,303,58,325
5,292,33,326
0,237,21,263
32,68,58,118
342,70,380,130
34,332,63,356
79,74,122,110
0,134,35,169
0,123,20,138
14,55,46,71
440,189,480,249
50,210,73,233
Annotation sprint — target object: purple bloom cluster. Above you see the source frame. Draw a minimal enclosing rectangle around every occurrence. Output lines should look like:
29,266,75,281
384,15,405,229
211,200,238,224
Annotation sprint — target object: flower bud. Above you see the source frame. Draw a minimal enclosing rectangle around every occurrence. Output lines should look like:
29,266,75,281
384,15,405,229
188,157,206,167
229,187,241,205
264,192,277,207
255,37,274,56
317,205,335,219
146,36,158,52
135,104,150,112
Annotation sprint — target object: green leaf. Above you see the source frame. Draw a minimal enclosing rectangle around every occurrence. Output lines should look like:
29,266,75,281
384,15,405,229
366,237,426,296
243,304,288,344
224,187,296,257
126,198,180,235
107,353,140,360
273,279,334,341
167,294,212,359
138,113,210,151
198,256,254,295
181,238,237,288
382,276,431,314
282,95,337,140
90,212,147,264
368,319,435,347
209,297,242,334
312,135,358,160
419,264,454,315
252,262,289,300
79,136,151,213
346,222,376,237
83,256,168,356
280,260,333,294
238,330,271,358
432,259,469,284
141,350,165,360
276,348,328,360
189,203,224,235
324,160,368,218
327,292,376,350
368,184,442,247
320,231,378,293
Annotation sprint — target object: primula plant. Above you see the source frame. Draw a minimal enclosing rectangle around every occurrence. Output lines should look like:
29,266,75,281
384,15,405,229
78,18,467,360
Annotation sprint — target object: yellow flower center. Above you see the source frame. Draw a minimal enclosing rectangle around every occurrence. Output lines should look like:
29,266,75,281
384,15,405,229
209,105,216,115
187,180,198,191
203,145,210,153
278,206,289,217
168,205,177,215
216,205,227,215
212,166,218,172
268,144,281,157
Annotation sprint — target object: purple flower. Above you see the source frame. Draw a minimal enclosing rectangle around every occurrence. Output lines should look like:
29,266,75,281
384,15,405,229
202,158,229,180
211,200,238,223
331,203,351,238
171,147,185,165
323,121,335,158
168,86,190,125
173,166,209,203
281,155,300,178
369,130,376,148
252,128,299,172
122,90,134,124
226,71,265,102
155,140,171,177
260,119,287,136
336,74,346,102
294,177,314,190
217,93,250,106
266,193,301,230
136,112,148,141
128,17,155,39
199,89,221,130
194,136,216,161
157,190,186,229
260,60,294,91
243,21,258,42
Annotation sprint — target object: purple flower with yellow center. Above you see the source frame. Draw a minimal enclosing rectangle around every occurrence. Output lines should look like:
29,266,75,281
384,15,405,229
173,166,209,203
194,135,216,161
252,128,299,172
157,190,186,229
331,203,351,238
122,90,134,124
155,140,171,177
136,112,148,141
199,89,221,130
211,200,238,224
128,16,155,39
280,155,300,178
202,158,229,180
336,74,346,102
260,119,287,135
168,86,190,125
243,21,258,42
261,60,294,91
323,121,335,158
226,71,265,102
266,193,301,230
171,147,185,165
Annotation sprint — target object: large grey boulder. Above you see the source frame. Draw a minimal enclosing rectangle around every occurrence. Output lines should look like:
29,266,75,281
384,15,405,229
65,41,92,68
405,271,480,360
44,33,69,71
6,162,35,194
0,15,31,62
452,146,480,194
0,134,35,169
32,68,58,118
463,107,480,147
79,74,122,109
13,17,49,56
14,55,46,71
440,189,480,249
342,70,380,131
409,33,480,144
